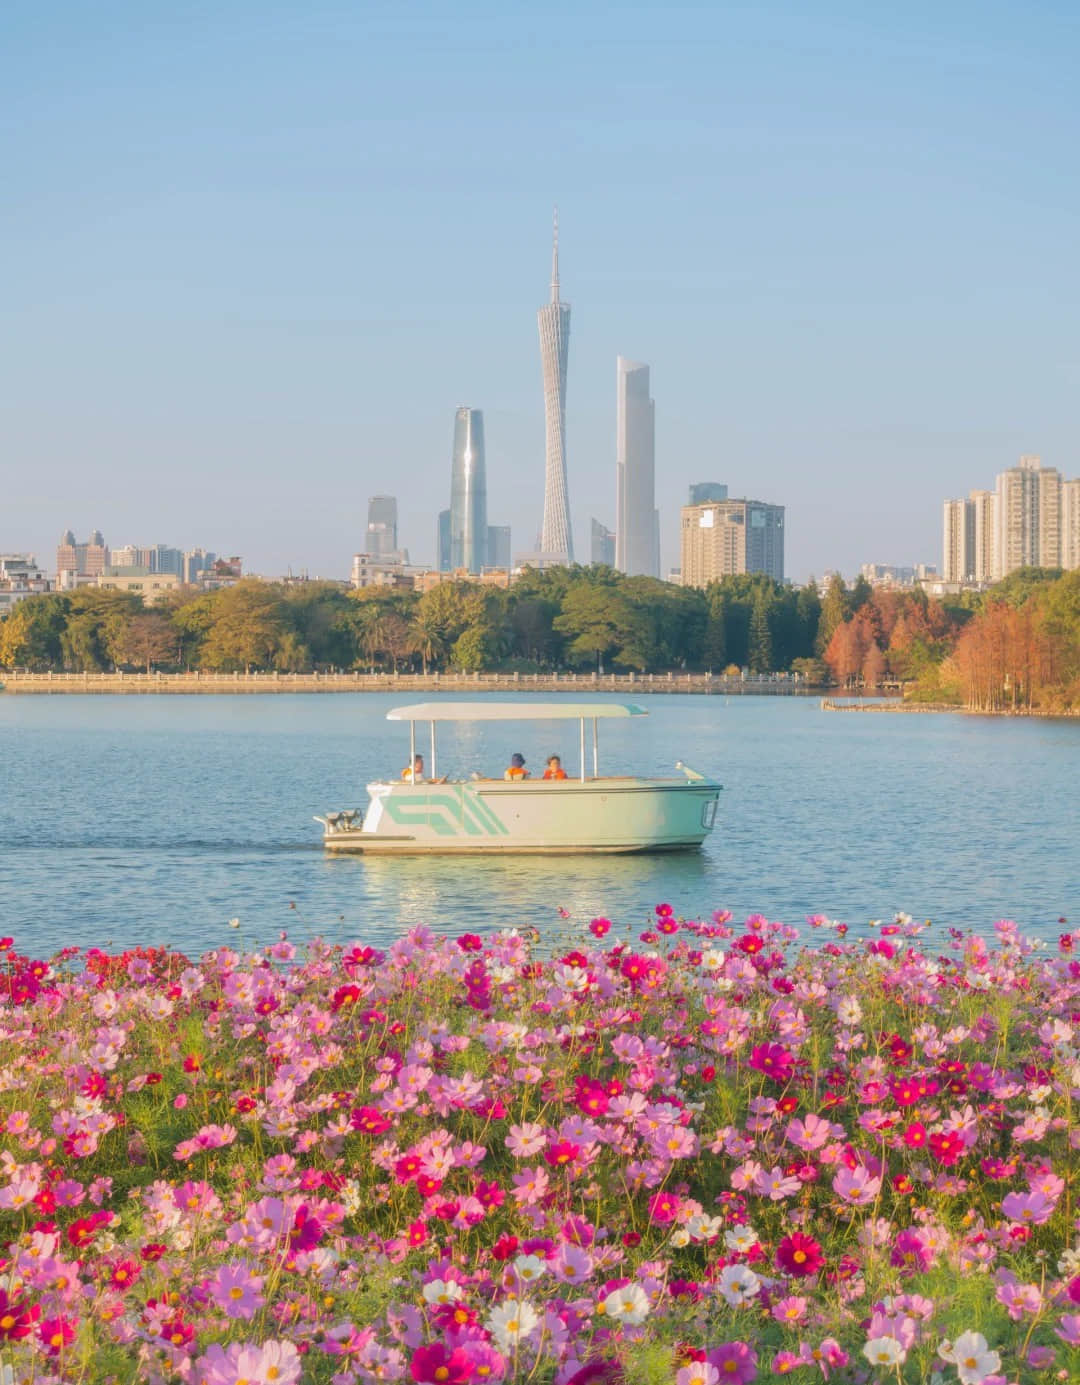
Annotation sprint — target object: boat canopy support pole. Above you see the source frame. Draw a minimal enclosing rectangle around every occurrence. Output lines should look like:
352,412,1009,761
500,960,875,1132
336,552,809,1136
430,721,437,780
409,720,416,773
579,716,585,783
592,718,598,778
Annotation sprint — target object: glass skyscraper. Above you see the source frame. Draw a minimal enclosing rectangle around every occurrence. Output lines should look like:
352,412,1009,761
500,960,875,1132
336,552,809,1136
449,408,488,574
366,496,398,558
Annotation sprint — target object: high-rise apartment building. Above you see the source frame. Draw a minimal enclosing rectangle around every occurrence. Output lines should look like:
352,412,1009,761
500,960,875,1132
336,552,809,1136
437,510,451,573
537,212,573,563
615,357,658,578
942,498,975,583
183,549,217,584
1063,479,1080,572
590,519,615,567
680,499,785,588
993,456,1062,578
56,529,108,581
366,496,399,559
970,489,996,583
486,525,511,570
449,407,488,574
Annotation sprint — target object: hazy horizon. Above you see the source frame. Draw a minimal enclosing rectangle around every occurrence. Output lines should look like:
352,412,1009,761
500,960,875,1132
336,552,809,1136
4,1,1079,582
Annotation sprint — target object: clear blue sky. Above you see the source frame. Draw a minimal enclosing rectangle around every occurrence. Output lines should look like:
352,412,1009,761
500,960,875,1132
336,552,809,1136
4,0,1078,581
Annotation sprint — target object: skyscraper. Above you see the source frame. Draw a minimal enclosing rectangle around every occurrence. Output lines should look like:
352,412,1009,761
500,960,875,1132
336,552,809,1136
366,496,398,559
437,510,451,572
538,211,573,562
590,519,615,567
615,358,658,578
449,408,488,574
486,525,511,570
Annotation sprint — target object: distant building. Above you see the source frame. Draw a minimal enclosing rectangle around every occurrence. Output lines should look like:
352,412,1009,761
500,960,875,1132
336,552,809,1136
970,489,996,583
449,407,488,574
183,549,217,584
486,525,511,570
56,529,108,581
615,358,657,578
688,482,728,505
96,569,180,604
366,496,399,560
437,510,451,573
538,211,573,563
0,554,51,613
680,498,785,588
590,519,615,567
151,545,185,577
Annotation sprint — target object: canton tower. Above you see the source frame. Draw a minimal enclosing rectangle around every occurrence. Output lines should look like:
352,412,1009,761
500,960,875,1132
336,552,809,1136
538,210,573,562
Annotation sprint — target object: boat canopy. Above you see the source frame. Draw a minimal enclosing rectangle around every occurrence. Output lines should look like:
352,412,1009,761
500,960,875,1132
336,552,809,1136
386,702,647,723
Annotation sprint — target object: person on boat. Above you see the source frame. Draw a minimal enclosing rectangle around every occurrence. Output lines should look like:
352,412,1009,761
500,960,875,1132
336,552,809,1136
402,754,424,782
504,753,529,781
543,755,568,780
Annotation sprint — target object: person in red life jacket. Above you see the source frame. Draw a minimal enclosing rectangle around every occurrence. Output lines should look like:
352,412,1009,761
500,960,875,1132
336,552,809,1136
543,755,568,780
504,753,529,780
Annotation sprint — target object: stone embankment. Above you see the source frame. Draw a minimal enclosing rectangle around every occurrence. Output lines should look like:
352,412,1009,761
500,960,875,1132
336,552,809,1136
1,670,821,696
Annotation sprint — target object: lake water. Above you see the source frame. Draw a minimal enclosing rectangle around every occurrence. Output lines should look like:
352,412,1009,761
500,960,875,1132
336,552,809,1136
1,693,1077,958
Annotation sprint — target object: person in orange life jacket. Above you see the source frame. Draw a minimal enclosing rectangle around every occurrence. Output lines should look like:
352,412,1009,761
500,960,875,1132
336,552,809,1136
504,752,529,780
543,755,568,780
402,755,424,782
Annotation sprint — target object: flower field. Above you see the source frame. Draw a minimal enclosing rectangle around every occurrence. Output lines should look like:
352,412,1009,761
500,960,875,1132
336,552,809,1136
1,910,1079,1385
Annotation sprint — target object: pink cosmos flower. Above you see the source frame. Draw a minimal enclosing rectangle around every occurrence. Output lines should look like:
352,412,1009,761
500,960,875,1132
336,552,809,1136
1055,1315,1080,1346
832,1165,881,1206
1000,1190,1054,1225
208,1262,265,1320
771,1296,808,1324
785,1113,835,1152
506,1123,547,1158
706,1341,757,1382
196,1339,302,1385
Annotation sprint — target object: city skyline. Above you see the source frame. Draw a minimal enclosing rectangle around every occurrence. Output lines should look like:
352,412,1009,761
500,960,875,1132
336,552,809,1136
5,4,1079,581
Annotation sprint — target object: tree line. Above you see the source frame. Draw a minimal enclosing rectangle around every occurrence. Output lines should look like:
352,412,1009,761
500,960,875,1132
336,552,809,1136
820,567,1080,710
2,567,1075,705
0,569,822,676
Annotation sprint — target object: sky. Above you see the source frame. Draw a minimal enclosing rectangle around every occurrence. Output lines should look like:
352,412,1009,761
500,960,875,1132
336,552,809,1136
3,0,1079,582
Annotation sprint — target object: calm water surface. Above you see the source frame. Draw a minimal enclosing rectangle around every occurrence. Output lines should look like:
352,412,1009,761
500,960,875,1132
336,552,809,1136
1,693,1077,957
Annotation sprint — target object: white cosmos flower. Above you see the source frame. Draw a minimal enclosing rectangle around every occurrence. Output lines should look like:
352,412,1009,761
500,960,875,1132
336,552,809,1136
862,1337,906,1368
688,1213,723,1242
486,1299,539,1348
715,1264,761,1307
700,949,726,970
723,1225,758,1253
939,1331,1001,1385
836,996,863,1025
601,1283,651,1325
421,1278,464,1305
512,1254,547,1286
669,1227,691,1248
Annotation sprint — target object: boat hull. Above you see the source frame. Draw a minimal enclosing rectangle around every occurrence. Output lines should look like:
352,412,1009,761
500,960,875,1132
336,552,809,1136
321,778,720,854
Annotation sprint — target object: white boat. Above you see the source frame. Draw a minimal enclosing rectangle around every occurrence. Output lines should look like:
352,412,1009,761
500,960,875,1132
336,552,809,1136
316,701,721,854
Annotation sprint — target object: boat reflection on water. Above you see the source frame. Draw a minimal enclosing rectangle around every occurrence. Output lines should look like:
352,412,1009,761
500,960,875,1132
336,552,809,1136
320,846,714,947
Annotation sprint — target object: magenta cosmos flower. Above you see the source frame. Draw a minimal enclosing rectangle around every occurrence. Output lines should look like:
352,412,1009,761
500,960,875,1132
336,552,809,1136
707,1341,758,1383
776,1233,824,1278
410,1343,476,1383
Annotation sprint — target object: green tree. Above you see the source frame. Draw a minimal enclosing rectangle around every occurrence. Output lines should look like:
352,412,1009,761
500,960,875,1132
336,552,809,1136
0,595,68,670
198,582,288,671
553,585,634,671
450,625,493,671
815,575,848,656
748,595,773,673
702,589,727,670
61,590,143,671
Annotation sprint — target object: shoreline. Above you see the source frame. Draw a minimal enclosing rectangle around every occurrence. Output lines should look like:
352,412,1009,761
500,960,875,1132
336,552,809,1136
821,697,1080,719
0,670,823,696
